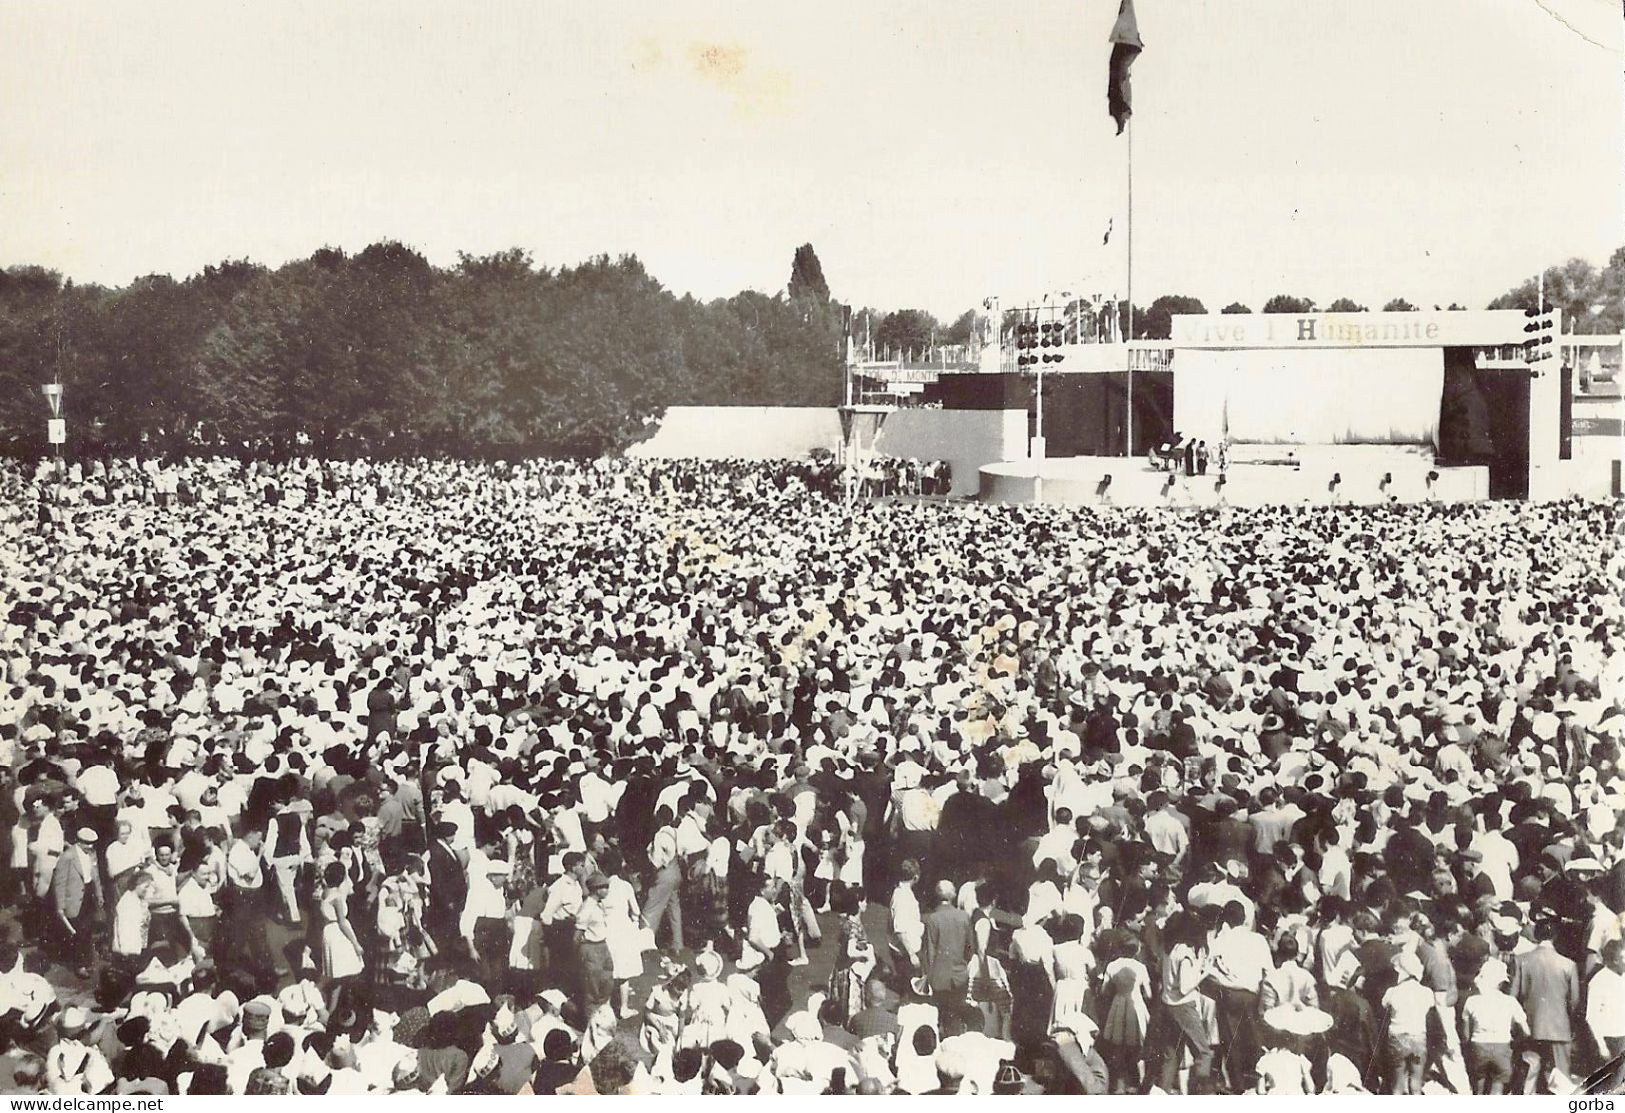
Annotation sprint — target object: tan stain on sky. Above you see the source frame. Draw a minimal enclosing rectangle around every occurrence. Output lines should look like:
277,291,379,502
625,38,789,120
688,42,748,83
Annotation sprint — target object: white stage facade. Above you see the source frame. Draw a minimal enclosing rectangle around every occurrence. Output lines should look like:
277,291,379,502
976,308,1584,505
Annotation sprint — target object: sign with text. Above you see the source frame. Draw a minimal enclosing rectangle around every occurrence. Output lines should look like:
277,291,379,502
1170,310,1531,349
47,419,65,444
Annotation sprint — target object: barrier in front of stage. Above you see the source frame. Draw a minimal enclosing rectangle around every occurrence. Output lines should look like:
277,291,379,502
979,450,1489,507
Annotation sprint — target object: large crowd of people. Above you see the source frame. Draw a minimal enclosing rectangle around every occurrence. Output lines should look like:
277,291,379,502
0,454,1620,1096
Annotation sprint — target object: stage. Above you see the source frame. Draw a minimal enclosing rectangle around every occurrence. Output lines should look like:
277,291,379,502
979,445,1491,507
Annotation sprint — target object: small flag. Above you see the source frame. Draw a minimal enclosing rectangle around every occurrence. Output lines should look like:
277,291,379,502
1103,217,1113,245
1107,0,1143,136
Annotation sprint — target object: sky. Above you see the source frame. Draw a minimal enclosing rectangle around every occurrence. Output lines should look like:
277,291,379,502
1,0,1620,319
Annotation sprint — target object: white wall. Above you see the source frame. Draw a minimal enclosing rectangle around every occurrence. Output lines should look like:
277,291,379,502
875,408,1029,496
625,405,1027,497
1528,459,1619,501
626,406,842,460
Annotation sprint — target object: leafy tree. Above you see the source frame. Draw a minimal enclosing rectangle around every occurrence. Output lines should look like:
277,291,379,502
310,246,347,271
0,267,70,448
1488,258,1605,331
1325,298,1366,312
940,309,978,346
94,275,197,446
195,259,357,444
1138,295,1206,340
1382,298,1418,312
1220,302,1251,314
787,243,830,303
1261,295,1316,314
1108,303,1146,340
874,309,937,357
1595,246,1625,334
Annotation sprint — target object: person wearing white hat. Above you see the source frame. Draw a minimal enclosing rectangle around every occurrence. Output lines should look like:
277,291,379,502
46,1007,113,1095
47,826,103,979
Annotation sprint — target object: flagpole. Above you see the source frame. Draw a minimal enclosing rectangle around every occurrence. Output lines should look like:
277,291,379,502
1125,115,1135,458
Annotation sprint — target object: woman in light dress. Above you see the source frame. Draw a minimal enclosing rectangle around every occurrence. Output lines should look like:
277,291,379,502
598,849,646,1017
678,947,732,1050
811,803,865,913
318,861,365,1011
725,972,772,1062
1049,914,1097,1030
1098,935,1152,1093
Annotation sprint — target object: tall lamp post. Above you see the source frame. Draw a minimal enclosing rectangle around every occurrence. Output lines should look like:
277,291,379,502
41,380,65,508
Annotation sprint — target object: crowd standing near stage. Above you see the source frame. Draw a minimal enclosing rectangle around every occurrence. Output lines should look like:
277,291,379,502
0,454,1621,1096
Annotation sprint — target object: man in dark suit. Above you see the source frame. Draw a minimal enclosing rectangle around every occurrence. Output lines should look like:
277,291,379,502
50,828,104,977
365,675,399,746
922,880,974,1034
1511,921,1581,1092
1323,955,1377,1088
426,821,469,955
927,769,1000,890
848,752,893,903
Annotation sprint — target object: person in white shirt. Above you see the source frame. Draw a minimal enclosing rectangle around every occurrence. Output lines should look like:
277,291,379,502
111,875,155,966
674,799,713,864
460,858,513,974
1143,792,1189,864
1207,902,1274,1089
172,766,212,814
176,850,219,960
104,821,147,886
539,853,587,995
1382,953,1437,1095
889,860,924,975
75,761,119,814
642,811,684,953
1032,808,1078,870
436,781,476,850
1317,827,1353,900
29,799,66,903
1461,958,1528,1094
744,878,789,1027
145,841,184,950
1586,939,1625,1064
576,760,621,839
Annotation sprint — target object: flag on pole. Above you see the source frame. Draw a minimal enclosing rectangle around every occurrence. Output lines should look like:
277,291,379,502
1103,217,1113,245
1107,0,1143,135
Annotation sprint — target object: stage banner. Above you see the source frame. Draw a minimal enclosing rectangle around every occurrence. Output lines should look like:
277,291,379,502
1171,310,1530,349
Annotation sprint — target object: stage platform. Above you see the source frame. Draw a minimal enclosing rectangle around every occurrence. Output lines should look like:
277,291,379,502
979,445,1490,507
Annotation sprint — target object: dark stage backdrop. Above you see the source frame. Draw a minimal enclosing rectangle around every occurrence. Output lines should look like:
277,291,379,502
927,371,1172,458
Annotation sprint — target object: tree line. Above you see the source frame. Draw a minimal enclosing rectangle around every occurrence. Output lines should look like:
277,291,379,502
0,243,847,457
867,246,1622,347
3,241,1618,457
